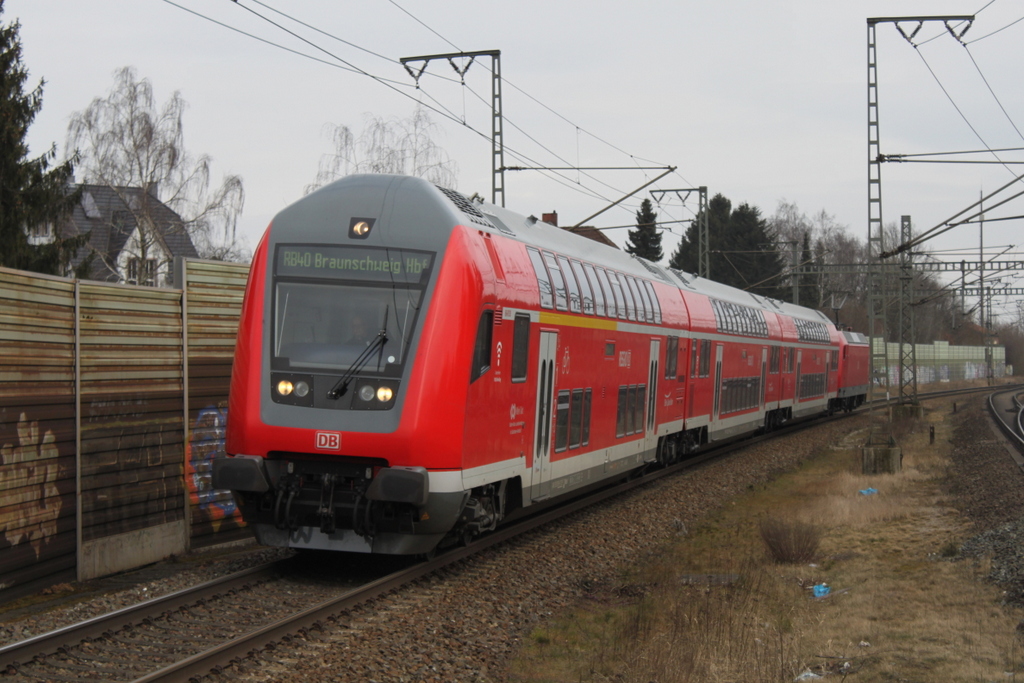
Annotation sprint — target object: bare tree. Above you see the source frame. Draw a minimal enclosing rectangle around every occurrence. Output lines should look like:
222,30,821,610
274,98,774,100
307,107,458,193
67,67,247,280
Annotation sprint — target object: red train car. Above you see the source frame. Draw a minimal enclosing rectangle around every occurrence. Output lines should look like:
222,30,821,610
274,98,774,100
215,175,867,555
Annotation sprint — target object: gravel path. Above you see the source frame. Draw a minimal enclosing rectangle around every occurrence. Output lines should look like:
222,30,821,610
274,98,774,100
2,396,1022,681
951,396,1024,606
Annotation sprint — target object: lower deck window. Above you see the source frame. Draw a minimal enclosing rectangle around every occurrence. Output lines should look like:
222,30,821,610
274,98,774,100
616,384,647,437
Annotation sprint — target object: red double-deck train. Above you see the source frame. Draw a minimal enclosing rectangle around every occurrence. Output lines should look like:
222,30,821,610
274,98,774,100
216,174,869,555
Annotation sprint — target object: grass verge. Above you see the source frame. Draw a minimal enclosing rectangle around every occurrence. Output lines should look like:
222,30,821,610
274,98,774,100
508,400,1024,682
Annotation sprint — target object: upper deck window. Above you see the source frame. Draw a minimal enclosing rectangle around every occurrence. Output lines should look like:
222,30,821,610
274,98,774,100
526,247,553,309
583,263,606,317
558,255,582,313
543,251,569,311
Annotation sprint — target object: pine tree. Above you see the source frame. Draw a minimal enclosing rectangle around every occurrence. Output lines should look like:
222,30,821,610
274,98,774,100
626,198,662,262
798,231,820,307
0,1,86,275
668,193,786,299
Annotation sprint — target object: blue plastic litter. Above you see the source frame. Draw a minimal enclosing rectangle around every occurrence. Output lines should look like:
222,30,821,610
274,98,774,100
812,583,831,598
859,487,878,496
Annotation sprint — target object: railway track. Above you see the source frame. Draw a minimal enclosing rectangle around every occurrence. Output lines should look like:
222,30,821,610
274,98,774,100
1,383,1018,682
988,386,1024,469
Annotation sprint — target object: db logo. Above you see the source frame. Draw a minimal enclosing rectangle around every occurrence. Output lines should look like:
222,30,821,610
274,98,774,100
315,431,341,450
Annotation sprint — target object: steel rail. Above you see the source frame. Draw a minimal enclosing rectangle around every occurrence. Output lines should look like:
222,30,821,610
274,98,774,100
0,562,285,673
988,388,1024,469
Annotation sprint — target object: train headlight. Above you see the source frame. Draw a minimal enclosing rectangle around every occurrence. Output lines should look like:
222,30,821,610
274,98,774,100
376,386,393,402
359,385,376,402
348,217,375,239
271,373,314,407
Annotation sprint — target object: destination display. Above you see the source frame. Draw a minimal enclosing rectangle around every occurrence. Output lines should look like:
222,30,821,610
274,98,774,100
275,244,434,284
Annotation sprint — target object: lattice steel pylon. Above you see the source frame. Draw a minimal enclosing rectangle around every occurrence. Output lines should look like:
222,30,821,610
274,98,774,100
865,15,972,405
651,187,708,278
866,19,888,403
897,215,917,404
400,50,504,206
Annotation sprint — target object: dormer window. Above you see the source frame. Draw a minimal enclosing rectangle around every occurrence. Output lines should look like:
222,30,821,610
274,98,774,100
26,222,54,245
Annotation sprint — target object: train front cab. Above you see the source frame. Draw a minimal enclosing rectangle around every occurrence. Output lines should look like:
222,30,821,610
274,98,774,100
219,176,503,555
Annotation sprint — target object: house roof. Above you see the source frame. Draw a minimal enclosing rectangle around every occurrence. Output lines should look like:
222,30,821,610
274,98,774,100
562,225,619,249
61,183,199,282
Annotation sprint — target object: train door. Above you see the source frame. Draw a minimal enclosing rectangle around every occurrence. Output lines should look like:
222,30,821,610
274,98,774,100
712,343,724,419
760,347,768,408
824,351,831,394
645,339,660,459
795,349,803,402
532,331,557,500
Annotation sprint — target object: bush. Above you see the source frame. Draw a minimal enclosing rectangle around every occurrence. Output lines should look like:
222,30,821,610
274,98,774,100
759,518,821,564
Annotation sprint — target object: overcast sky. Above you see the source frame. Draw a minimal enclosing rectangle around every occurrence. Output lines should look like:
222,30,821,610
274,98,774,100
7,0,1024,320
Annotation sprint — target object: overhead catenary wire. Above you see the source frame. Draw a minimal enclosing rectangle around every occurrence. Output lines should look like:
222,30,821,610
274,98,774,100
248,0,656,210
238,1,633,210
381,0,685,205
167,0,629,208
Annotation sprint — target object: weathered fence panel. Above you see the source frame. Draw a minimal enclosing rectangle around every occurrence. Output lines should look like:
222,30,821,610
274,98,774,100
180,259,249,547
0,259,251,598
0,270,78,595
78,282,187,579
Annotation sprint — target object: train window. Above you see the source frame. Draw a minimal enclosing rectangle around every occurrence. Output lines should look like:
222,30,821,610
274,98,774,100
582,388,592,446
616,386,628,437
635,384,646,434
770,346,780,374
526,248,553,309
700,340,711,377
830,350,839,371
570,260,594,315
610,272,633,320
599,268,623,319
543,252,569,311
691,339,700,379
643,280,662,324
626,385,637,435
629,277,653,323
558,255,582,313
511,313,530,382
678,340,688,381
639,280,655,323
623,275,639,321
554,390,570,452
605,341,615,357
582,263,605,317
470,310,494,383
569,389,584,448
665,336,679,380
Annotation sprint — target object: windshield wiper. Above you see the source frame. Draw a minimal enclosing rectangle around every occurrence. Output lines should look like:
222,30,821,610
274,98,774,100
327,316,389,400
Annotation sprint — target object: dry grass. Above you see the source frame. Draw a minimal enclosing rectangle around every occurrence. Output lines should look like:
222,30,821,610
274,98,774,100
759,518,821,565
509,399,1024,682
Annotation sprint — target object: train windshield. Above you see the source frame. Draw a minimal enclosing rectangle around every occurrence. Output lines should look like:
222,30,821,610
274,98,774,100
271,244,434,373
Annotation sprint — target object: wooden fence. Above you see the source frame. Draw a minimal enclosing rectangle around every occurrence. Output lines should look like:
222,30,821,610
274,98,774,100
0,259,249,600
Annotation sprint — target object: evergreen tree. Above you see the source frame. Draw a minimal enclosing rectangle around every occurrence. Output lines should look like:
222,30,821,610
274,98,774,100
798,231,820,306
668,193,786,299
0,1,87,275
625,198,662,262
669,193,731,275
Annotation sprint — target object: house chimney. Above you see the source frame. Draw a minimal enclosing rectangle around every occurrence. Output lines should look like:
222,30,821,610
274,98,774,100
541,211,558,226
